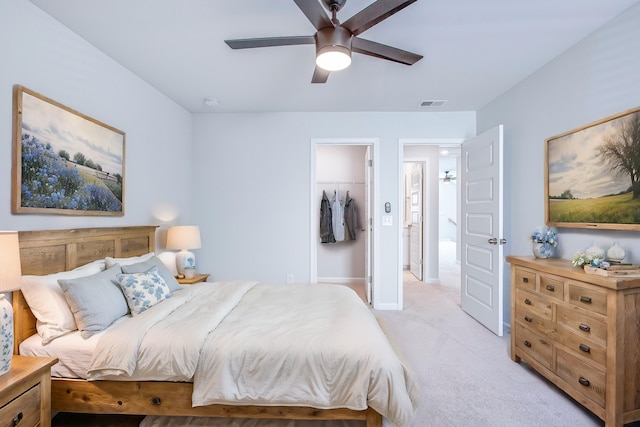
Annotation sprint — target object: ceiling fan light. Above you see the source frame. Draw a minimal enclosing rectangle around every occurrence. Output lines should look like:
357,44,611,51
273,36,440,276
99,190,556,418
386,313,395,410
316,46,351,71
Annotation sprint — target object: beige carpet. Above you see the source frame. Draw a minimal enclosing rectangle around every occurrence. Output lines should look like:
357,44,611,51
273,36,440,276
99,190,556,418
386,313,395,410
142,242,613,427
378,254,604,426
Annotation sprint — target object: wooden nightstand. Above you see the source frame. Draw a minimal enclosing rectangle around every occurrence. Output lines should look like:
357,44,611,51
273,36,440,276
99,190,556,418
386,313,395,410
0,355,58,427
176,273,210,284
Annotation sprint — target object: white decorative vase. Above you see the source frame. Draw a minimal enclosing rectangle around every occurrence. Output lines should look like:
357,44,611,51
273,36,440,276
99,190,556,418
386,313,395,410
607,242,625,263
0,295,14,375
532,242,551,258
585,243,605,261
175,250,195,276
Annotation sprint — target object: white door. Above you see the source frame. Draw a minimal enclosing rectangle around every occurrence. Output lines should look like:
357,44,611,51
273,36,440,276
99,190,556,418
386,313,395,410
460,125,505,336
410,166,423,280
364,146,373,304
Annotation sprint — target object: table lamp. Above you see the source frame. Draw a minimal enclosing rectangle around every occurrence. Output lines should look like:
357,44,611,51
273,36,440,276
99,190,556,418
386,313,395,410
166,226,201,276
0,231,22,376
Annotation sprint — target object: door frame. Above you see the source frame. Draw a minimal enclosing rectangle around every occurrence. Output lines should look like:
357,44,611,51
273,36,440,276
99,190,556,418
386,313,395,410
309,138,380,306
398,139,464,298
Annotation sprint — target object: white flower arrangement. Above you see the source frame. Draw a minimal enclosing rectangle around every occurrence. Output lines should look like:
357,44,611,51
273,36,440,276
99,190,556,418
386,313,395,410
571,251,594,267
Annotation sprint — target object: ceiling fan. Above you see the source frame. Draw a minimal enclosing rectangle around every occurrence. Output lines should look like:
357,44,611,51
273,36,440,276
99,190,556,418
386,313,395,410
224,0,423,83
441,171,456,183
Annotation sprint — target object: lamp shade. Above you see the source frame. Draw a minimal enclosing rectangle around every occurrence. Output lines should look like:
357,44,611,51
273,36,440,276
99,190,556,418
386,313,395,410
0,231,22,293
166,226,201,250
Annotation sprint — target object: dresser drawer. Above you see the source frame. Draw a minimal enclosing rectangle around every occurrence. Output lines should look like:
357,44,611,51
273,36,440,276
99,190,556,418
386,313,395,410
514,268,536,291
539,274,564,301
556,305,606,345
568,283,607,316
515,304,554,337
0,383,40,427
515,323,552,370
556,349,606,408
515,289,552,319
553,325,606,367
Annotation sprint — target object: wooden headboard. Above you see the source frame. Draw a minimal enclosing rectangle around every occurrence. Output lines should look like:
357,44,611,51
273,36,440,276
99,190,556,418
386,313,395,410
13,226,157,354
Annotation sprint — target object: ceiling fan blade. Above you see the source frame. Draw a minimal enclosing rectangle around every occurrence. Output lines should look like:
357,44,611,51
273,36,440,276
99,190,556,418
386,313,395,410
352,37,422,65
342,0,417,36
293,0,333,31
311,66,330,83
225,36,315,49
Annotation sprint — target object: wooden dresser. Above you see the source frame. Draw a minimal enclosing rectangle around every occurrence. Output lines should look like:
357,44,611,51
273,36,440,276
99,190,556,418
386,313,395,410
0,356,58,427
506,256,640,427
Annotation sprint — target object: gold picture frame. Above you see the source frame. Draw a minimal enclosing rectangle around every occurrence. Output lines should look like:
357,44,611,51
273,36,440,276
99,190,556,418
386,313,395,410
545,107,640,230
12,85,125,216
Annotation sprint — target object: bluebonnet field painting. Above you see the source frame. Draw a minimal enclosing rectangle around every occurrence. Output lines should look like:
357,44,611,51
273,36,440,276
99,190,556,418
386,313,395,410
13,86,125,215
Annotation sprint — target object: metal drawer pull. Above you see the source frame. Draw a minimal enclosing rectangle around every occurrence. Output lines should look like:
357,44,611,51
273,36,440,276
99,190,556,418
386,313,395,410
578,377,590,387
579,343,591,353
151,396,162,405
12,412,23,426
524,298,532,305
523,340,532,348
579,323,591,332
523,277,529,283
580,296,592,304
546,285,555,291
524,316,532,323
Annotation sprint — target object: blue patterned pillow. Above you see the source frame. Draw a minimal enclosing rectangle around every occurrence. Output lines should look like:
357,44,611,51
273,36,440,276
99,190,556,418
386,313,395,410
116,266,172,316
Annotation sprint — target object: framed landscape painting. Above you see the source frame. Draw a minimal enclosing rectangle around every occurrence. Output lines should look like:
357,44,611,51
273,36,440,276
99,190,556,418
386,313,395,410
12,85,125,216
545,107,640,230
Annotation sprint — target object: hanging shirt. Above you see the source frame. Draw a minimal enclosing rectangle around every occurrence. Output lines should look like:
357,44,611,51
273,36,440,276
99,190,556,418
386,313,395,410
332,190,345,242
344,191,358,241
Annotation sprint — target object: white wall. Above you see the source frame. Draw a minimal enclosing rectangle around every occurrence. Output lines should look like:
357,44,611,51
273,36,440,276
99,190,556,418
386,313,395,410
478,2,640,327
438,157,458,242
0,0,192,243
191,112,475,309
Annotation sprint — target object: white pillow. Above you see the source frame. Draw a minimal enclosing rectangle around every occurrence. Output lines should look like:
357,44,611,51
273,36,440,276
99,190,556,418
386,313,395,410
105,252,154,268
156,251,178,277
72,258,106,272
21,261,104,344
116,266,172,315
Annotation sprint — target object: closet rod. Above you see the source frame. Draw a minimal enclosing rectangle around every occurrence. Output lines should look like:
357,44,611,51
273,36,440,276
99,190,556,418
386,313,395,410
317,181,365,185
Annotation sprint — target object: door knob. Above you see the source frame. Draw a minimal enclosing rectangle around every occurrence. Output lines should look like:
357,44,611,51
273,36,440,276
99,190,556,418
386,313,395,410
488,238,498,245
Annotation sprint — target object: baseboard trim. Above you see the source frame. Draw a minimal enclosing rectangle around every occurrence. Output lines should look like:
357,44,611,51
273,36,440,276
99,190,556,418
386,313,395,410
317,277,365,284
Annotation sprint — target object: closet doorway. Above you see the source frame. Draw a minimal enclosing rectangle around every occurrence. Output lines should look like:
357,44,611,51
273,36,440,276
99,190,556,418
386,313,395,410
310,140,376,305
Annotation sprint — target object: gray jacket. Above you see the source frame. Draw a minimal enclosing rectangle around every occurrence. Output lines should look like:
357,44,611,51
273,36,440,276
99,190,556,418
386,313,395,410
320,190,335,243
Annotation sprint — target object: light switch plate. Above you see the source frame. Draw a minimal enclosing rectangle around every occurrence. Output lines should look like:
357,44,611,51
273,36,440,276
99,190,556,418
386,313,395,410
382,215,393,226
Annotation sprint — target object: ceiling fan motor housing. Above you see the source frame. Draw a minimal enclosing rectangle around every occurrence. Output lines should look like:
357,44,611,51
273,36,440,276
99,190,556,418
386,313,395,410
315,26,353,57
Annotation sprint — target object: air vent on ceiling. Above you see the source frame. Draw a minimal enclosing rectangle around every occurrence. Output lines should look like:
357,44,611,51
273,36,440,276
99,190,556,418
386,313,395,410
420,100,447,107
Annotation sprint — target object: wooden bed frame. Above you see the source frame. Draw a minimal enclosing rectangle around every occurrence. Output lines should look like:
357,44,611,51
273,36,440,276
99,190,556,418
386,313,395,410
13,226,382,426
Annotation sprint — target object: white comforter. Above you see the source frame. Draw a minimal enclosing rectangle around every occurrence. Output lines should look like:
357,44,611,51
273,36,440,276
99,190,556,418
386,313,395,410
88,282,419,426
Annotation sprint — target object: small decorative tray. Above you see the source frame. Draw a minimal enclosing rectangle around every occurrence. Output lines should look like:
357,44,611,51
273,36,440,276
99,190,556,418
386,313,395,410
584,264,640,277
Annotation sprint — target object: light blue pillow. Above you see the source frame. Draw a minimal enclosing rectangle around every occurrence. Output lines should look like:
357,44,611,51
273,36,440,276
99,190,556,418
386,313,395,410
120,256,181,292
58,264,128,339
117,266,172,316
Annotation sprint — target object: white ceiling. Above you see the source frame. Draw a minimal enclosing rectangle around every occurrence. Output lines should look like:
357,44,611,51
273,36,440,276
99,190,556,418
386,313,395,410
29,0,639,114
